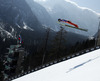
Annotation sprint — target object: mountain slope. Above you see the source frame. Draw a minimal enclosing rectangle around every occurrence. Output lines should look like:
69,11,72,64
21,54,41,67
25,0,57,30
0,0,48,56
0,0,43,38
0,0,89,55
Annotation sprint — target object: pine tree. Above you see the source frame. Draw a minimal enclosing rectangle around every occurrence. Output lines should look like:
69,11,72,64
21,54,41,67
42,28,50,65
49,26,67,61
0,59,4,81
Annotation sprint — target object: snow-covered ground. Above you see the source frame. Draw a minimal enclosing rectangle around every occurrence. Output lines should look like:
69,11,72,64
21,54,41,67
13,49,100,81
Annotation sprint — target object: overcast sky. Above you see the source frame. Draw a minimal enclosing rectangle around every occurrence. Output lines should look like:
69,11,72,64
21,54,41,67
70,0,100,13
34,0,100,13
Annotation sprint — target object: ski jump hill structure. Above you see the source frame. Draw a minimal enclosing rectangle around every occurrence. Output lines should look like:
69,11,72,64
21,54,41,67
12,47,100,81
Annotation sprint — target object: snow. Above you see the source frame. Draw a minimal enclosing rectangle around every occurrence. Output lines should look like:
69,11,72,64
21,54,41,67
23,22,34,31
15,14,19,22
3,38,6,42
16,23,21,29
13,49,100,81
10,26,14,33
0,26,13,38
23,22,28,29
88,36,94,40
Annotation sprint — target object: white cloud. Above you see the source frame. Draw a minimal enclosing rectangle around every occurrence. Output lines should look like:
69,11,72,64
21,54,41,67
65,0,98,15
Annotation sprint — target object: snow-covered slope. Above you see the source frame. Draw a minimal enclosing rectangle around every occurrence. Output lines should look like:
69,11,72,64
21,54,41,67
0,0,43,38
13,49,100,81
34,0,100,36
0,22,14,38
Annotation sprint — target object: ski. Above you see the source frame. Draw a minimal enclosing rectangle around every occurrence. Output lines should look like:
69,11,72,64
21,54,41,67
57,22,88,32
